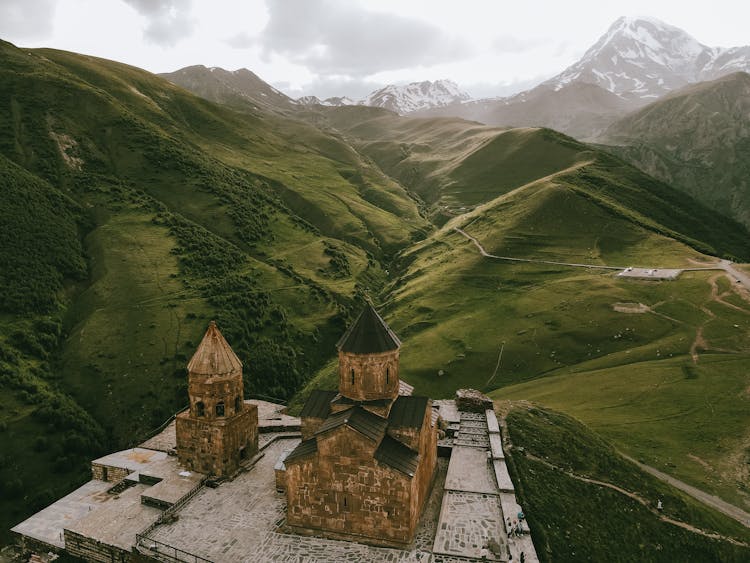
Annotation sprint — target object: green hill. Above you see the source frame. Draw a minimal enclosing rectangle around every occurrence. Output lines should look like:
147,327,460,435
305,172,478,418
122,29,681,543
503,403,750,562
0,38,427,538
599,72,750,228
2,38,749,557
296,133,750,513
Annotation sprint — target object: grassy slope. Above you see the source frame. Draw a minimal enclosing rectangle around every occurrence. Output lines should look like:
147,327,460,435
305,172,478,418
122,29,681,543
503,403,750,562
599,72,750,228
0,40,428,538
296,143,750,509
0,154,105,539
321,108,587,215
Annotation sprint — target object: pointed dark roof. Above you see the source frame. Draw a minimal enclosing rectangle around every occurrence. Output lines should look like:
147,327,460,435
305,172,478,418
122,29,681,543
375,435,420,477
388,395,429,429
299,390,338,419
315,406,388,442
285,438,318,463
187,321,242,376
336,304,401,354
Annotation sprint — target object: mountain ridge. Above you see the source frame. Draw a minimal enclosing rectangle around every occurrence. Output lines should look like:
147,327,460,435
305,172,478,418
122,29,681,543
598,70,750,228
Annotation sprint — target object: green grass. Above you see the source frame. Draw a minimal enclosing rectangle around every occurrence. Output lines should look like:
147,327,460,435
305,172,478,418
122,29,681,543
499,355,750,511
0,38,425,539
504,404,750,562
2,37,749,558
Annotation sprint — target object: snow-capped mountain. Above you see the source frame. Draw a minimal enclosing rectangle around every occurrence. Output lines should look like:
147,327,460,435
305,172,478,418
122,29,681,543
298,80,471,115
546,16,750,100
361,80,471,114
298,95,357,107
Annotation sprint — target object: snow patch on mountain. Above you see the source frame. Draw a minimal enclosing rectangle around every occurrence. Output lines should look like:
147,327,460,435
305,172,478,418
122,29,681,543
297,80,471,115
361,80,471,114
546,16,750,100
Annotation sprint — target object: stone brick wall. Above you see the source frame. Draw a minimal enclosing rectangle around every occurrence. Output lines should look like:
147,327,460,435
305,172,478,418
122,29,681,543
91,463,131,483
338,350,399,401
286,426,417,546
187,373,245,420
63,530,130,563
301,416,325,441
388,426,420,450
412,403,438,516
176,404,258,476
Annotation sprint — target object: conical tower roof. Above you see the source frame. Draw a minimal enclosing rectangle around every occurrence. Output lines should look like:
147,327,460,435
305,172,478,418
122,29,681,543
336,304,401,354
187,321,242,376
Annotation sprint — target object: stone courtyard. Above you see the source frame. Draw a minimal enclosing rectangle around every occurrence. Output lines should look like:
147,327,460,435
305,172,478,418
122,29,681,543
12,395,539,562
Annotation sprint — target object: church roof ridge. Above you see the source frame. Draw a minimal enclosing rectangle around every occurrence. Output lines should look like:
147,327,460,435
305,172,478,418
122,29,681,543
336,304,401,354
187,320,243,376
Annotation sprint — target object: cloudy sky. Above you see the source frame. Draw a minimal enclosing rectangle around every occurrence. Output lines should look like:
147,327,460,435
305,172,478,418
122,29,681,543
1,0,749,99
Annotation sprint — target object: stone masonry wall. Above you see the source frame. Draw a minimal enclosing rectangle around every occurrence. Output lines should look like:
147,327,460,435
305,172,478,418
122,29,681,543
91,463,131,483
187,373,244,420
176,404,258,476
338,350,399,401
413,404,438,518
63,530,130,563
286,426,416,546
301,416,325,441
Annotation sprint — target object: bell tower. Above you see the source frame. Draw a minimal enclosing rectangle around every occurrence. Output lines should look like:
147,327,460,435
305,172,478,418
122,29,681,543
335,304,401,407
176,321,258,477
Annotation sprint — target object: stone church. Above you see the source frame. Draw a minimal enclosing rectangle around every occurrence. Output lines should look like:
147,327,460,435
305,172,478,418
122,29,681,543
283,304,439,547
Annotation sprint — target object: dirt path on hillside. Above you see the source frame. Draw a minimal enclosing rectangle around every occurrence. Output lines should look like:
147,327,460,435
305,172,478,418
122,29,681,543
620,453,750,529
496,405,750,547
454,227,624,270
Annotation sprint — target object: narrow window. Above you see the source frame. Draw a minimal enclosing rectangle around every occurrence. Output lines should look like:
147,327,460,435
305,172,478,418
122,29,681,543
196,401,205,417
386,367,390,384
234,396,241,413
216,401,225,417
350,368,355,385
343,496,348,509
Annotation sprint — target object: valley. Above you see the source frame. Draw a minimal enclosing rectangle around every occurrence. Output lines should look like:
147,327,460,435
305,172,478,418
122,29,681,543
1,16,749,560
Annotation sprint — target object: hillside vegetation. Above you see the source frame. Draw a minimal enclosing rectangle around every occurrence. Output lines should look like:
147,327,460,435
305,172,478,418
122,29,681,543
1,39,748,558
297,132,750,510
600,72,750,228
0,38,426,539
503,403,750,562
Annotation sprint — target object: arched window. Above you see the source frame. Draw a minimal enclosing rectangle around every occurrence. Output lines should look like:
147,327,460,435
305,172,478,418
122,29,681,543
350,368,355,385
234,396,241,413
216,401,225,417
386,367,390,384
196,401,205,417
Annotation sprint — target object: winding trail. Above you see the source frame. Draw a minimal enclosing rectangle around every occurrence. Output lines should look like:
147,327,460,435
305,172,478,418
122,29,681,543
454,227,750,292
619,453,750,529
454,227,623,270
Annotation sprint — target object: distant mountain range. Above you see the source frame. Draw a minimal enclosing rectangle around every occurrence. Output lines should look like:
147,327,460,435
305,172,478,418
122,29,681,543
160,16,750,129
298,79,471,114
414,16,750,137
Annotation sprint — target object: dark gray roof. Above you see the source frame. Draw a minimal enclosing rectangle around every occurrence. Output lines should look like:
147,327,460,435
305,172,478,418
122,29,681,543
336,304,401,354
389,395,429,429
300,389,337,419
375,435,420,477
331,395,392,409
315,406,388,442
285,438,318,463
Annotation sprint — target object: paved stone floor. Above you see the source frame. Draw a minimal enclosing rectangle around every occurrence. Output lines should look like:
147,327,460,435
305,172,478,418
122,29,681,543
433,492,504,560
444,446,496,495
10,480,111,548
